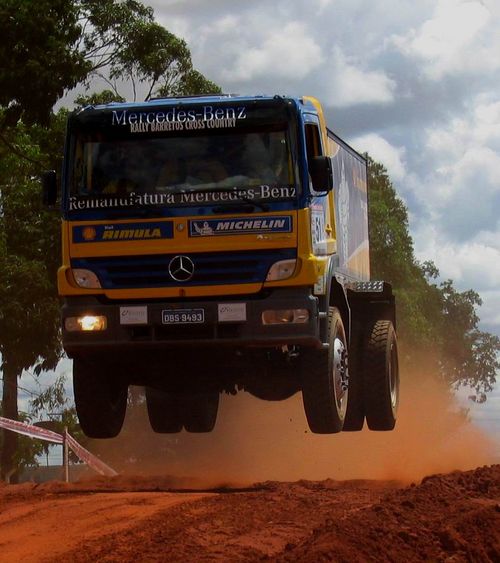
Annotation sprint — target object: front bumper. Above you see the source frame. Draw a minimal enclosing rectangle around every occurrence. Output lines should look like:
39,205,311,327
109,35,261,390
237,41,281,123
62,287,321,356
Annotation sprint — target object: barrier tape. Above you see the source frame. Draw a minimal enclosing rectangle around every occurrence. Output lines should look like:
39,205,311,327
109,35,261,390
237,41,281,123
0,416,63,444
0,416,117,477
65,432,118,477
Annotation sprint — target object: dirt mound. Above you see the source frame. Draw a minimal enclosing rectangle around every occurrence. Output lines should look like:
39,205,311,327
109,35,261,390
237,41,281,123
277,464,500,562
0,465,498,561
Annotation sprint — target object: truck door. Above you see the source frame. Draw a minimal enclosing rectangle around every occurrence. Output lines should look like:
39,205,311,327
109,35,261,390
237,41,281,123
305,118,333,256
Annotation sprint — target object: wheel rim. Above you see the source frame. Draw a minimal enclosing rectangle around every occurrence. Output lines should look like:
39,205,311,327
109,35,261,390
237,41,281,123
332,336,348,413
389,342,399,408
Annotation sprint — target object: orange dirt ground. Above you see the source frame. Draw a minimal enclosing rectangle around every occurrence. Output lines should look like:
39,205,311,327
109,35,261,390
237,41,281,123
0,465,499,562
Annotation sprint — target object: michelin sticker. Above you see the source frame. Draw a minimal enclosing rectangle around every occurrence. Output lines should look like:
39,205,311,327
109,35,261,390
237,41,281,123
189,216,292,237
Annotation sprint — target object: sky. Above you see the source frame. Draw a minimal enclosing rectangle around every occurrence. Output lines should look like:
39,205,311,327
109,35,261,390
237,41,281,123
147,0,500,338
14,0,500,451
144,0,500,436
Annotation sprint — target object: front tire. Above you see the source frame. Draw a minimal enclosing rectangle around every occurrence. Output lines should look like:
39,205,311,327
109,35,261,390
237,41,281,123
301,307,348,433
73,358,128,439
364,321,399,431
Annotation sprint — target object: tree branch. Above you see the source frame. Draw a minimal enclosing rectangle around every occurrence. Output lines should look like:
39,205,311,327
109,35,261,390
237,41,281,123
0,131,44,169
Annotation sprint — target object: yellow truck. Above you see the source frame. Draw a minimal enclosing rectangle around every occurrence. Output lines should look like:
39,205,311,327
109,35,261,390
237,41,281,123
43,95,399,438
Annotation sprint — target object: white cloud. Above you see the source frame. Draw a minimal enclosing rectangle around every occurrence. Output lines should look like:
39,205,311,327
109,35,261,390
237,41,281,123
408,93,500,246
416,237,500,291
323,48,396,107
391,0,494,78
352,134,407,181
222,22,323,82
478,291,500,327
139,1,500,337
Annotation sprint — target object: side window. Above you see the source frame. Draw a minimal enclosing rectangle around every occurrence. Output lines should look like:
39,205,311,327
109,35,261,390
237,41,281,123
305,123,323,162
305,122,325,193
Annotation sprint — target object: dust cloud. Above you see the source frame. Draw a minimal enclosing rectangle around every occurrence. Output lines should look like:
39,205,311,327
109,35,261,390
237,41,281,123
91,368,497,486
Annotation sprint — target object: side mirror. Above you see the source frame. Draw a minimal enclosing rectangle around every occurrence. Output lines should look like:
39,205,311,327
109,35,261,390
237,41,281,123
309,156,333,193
42,170,57,206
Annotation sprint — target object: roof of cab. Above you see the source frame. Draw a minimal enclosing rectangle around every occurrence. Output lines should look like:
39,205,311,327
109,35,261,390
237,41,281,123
77,94,318,114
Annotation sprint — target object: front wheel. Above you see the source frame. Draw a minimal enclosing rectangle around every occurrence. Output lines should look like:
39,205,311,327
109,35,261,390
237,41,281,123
364,321,399,431
301,307,348,433
73,358,128,439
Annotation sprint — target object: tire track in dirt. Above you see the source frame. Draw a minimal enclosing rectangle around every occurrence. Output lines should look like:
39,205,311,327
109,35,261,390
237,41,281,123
0,490,211,563
60,480,395,562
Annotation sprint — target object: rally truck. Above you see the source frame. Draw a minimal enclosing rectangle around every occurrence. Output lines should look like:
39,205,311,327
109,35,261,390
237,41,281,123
43,94,399,438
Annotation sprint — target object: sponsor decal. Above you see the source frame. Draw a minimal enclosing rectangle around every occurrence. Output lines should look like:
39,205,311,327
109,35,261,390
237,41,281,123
120,306,148,325
111,105,247,134
218,303,247,322
73,221,173,243
68,185,296,212
189,215,292,237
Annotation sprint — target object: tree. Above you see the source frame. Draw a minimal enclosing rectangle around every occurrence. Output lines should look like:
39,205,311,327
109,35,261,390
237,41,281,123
0,1,222,480
367,156,500,398
0,117,64,481
0,0,219,131
0,0,90,128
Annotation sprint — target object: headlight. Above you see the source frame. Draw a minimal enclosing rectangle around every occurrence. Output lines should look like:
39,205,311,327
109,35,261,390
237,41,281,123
265,259,297,281
65,315,107,331
72,268,102,289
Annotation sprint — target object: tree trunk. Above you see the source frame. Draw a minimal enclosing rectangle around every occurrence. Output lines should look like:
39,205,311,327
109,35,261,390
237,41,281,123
0,355,19,483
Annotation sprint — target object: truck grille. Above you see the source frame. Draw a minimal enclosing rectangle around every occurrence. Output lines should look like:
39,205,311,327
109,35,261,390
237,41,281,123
71,249,296,289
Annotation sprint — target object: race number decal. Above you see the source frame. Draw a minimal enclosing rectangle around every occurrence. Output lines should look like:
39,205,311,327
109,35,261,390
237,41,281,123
311,204,328,255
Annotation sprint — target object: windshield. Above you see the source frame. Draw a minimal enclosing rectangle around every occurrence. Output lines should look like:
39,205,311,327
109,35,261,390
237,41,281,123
69,127,296,212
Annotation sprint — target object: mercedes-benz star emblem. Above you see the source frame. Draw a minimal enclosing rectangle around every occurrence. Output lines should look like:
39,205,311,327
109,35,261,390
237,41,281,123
168,255,195,282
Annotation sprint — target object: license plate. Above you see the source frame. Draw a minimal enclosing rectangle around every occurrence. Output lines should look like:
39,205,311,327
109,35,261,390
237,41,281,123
162,308,205,324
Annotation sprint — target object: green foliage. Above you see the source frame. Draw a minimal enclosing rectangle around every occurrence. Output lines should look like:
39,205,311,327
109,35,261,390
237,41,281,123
0,402,48,472
74,90,126,108
0,0,90,127
156,69,223,98
368,156,500,398
30,379,89,462
0,0,219,131
0,115,66,480
0,120,63,376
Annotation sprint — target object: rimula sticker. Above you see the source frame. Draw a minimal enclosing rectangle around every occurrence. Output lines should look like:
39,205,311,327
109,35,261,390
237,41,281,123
73,221,173,243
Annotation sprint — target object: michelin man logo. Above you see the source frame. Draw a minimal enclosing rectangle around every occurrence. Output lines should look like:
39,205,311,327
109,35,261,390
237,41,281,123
192,221,214,236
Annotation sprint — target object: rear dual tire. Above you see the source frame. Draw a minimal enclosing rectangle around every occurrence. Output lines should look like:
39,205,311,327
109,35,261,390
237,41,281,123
364,320,399,431
145,387,219,433
300,311,399,434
